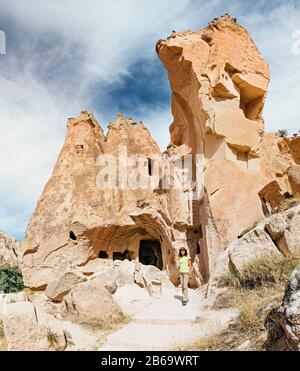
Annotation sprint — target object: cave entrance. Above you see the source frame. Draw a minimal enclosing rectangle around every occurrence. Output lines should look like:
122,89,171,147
139,240,163,270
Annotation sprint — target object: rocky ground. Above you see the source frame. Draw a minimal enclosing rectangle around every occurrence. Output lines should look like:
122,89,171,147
1,13,300,352
1,205,300,351
99,287,238,351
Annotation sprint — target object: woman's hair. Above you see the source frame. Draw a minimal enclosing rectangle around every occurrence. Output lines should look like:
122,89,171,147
179,248,188,257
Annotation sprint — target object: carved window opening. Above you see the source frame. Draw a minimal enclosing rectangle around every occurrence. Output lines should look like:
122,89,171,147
113,250,129,262
99,251,108,259
70,231,77,241
148,159,152,176
74,145,84,154
197,242,201,255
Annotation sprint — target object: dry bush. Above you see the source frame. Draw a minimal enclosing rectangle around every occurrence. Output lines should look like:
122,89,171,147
182,335,222,351
197,253,300,351
219,253,300,332
47,330,58,348
0,321,7,351
233,287,282,332
220,253,300,290
279,196,300,212
0,321,4,339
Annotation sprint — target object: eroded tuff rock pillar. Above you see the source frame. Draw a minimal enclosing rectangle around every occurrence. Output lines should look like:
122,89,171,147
23,15,299,291
157,14,296,262
22,111,106,289
22,111,184,289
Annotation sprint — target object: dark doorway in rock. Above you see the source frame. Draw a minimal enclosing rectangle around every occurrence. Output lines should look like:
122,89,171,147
139,240,163,270
99,251,108,259
148,158,152,176
113,250,129,261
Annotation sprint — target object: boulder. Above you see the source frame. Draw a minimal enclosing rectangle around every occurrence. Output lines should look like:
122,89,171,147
88,260,174,304
32,293,65,320
283,211,300,255
115,260,136,288
228,227,281,274
45,267,87,302
209,206,300,293
63,279,124,327
91,268,119,294
141,265,171,297
91,260,136,294
287,166,300,196
3,301,67,351
265,264,300,351
113,284,153,316
265,214,288,241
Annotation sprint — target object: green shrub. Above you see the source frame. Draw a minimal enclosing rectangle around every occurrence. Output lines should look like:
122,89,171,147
0,265,24,294
278,196,300,212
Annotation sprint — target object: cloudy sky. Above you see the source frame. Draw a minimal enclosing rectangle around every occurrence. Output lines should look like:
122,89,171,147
0,0,300,239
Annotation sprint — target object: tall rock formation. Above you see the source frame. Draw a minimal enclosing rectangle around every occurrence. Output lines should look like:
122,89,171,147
22,111,202,289
157,14,296,249
22,14,299,292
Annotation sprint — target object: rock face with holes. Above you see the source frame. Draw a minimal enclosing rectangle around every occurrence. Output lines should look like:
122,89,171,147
22,14,300,294
0,231,21,267
157,13,297,252
21,111,202,290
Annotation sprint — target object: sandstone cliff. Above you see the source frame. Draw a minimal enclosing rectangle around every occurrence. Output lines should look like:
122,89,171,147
21,111,204,289
157,14,296,250
21,14,300,293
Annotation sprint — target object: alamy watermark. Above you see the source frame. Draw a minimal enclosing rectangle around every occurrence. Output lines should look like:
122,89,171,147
0,30,6,55
292,30,300,55
96,146,205,201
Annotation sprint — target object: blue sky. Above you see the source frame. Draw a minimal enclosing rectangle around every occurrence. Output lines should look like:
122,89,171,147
0,0,300,239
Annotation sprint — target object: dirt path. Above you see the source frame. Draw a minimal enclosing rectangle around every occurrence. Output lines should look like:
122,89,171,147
99,287,239,351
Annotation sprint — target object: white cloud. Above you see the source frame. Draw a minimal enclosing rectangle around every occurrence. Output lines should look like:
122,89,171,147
0,65,80,237
1,0,205,84
0,0,300,238
0,0,207,238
